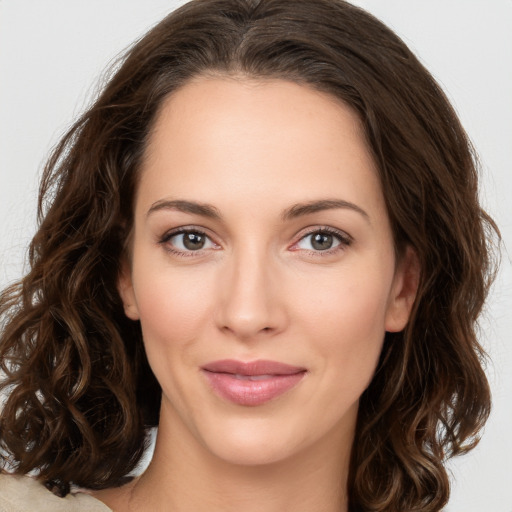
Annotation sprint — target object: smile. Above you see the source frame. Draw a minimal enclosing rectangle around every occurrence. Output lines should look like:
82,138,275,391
201,359,307,406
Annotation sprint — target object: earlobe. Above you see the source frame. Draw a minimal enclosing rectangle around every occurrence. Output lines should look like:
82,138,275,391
385,246,420,333
117,261,140,321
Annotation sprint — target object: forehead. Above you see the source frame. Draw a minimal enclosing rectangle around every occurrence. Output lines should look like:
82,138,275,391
137,76,385,220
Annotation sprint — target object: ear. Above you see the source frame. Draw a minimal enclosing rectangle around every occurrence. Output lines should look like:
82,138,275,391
117,259,140,321
385,246,420,332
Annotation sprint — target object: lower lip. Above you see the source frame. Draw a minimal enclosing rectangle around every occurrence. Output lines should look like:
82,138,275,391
203,371,306,406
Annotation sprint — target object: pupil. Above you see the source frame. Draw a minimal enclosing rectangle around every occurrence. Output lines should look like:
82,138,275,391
183,232,205,250
312,233,333,251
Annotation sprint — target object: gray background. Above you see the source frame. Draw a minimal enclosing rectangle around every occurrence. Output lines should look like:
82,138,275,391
0,1,510,509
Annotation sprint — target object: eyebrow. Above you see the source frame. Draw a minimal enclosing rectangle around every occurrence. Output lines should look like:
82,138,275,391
147,199,222,219
147,198,370,223
282,199,370,223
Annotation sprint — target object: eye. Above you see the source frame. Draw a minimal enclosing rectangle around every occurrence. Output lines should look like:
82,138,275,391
293,228,351,253
161,229,218,253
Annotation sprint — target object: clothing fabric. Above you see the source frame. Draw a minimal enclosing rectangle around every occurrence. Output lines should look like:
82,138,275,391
0,473,112,512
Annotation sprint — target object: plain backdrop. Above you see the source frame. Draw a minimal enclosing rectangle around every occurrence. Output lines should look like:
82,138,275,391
0,1,511,510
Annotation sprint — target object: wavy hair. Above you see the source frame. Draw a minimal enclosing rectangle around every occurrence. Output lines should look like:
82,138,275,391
0,0,499,509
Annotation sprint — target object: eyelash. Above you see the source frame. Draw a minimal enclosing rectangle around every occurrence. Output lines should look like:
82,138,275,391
291,226,352,256
159,226,352,258
159,226,219,257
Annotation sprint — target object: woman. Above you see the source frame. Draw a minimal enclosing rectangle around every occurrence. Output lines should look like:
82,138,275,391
0,0,500,511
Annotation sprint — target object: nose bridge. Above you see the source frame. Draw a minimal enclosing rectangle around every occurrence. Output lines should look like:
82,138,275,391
216,240,285,338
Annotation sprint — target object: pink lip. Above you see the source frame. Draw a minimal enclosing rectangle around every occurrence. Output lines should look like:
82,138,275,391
201,359,307,406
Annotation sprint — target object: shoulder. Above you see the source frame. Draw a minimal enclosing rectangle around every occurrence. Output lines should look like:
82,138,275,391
0,473,112,512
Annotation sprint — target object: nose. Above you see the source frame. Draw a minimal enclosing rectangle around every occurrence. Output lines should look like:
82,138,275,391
215,246,288,340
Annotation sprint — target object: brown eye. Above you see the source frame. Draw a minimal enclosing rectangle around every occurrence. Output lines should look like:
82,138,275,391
182,232,205,250
311,232,334,251
166,230,216,252
294,229,350,253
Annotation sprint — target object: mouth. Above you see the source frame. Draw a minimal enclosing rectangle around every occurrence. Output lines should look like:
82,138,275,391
201,359,307,406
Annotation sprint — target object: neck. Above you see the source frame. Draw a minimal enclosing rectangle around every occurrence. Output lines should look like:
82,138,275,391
124,401,353,512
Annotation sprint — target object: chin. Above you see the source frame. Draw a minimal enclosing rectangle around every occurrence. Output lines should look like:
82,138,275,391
209,435,300,467
194,412,321,468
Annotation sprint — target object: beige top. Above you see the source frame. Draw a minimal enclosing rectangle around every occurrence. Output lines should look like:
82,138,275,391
0,473,112,512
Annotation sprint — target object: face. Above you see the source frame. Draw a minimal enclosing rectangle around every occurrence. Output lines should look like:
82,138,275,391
119,77,418,467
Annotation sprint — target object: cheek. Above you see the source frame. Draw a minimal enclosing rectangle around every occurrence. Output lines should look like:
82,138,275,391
289,263,392,388
131,261,216,358
293,264,392,341
130,264,219,420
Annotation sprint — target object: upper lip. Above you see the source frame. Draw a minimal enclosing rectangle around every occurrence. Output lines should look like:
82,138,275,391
202,359,306,376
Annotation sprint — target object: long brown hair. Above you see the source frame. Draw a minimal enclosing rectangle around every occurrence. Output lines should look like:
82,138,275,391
0,1,499,510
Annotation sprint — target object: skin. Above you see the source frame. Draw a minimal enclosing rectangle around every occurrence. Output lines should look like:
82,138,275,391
94,76,419,512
